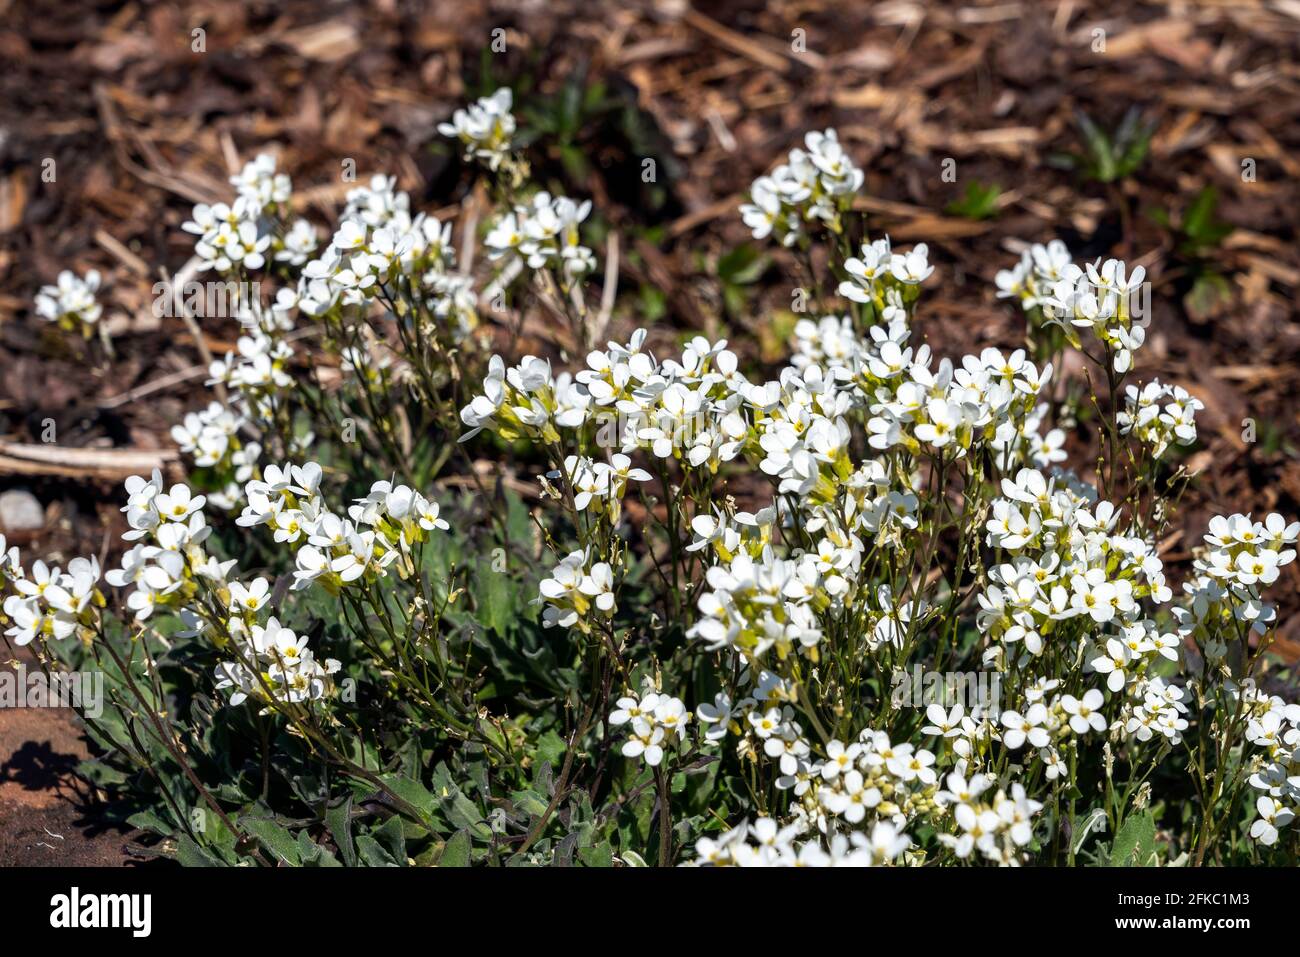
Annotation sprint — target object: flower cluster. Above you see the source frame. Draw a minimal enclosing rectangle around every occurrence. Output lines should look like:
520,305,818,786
1117,380,1203,459
1042,257,1150,372
19,98,1300,868
538,550,616,632
107,472,230,622
298,178,460,317
183,154,295,275
1239,682,1300,845
1176,513,1297,648
485,191,596,284
232,463,449,597
690,817,909,867
438,87,516,171
35,269,103,336
995,240,1074,311
2,553,102,646
609,682,691,767
169,401,262,509
935,774,1044,865
740,129,862,245
554,454,651,520
213,613,342,708
838,236,934,307
206,328,297,426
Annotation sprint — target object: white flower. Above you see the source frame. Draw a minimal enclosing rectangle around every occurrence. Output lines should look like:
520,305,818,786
1000,704,1050,749
1061,689,1106,735
890,244,934,284
36,269,103,332
438,88,516,169
229,577,271,613
1249,796,1294,845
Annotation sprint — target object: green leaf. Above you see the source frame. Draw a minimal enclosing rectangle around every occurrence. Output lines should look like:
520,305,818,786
326,796,357,867
372,814,408,864
1075,111,1114,181
578,841,614,868
1110,811,1157,866
535,729,567,769
438,828,473,867
355,835,400,867
945,181,1002,220
1180,187,1232,252
477,560,517,636
297,831,342,867
127,809,174,837
176,836,225,867
439,782,486,829
239,816,302,866
511,788,550,819
379,773,437,823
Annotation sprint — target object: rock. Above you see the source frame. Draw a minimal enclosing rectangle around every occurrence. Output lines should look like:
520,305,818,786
0,490,44,531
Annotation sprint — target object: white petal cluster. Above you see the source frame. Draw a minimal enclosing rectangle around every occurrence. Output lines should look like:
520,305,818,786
213,613,341,708
740,129,863,245
839,236,934,303
183,154,288,275
106,471,231,622
537,550,616,632
689,817,909,867
864,345,1053,459
169,401,261,510
995,239,1074,310
1117,379,1204,459
609,681,691,767
1042,256,1149,372
484,191,595,284
1175,513,1297,645
232,462,450,594
21,105,1300,867
35,269,103,334
935,775,1043,865
2,553,101,646
298,176,460,321
1237,684,1300,845
437,87,516,170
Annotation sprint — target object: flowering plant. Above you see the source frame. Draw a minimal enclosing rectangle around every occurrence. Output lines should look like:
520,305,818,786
8,89,1298,867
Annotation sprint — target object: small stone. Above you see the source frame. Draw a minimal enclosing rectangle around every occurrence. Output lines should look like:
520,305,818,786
0,489,45,531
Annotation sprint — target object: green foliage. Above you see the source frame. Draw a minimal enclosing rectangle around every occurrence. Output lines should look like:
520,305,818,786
1053,108,1155,184
945,181,1002,220
1151,186,1236,323
712,243,770,318
53,489,689,867
1110,811,1159,866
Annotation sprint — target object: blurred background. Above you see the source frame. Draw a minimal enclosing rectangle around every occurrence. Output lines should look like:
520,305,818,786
0,0,1297,863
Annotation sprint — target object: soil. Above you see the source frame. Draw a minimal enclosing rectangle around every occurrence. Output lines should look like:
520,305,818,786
0,646,142,865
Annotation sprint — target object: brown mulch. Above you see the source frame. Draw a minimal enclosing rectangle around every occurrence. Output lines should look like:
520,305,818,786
1,0,1299,864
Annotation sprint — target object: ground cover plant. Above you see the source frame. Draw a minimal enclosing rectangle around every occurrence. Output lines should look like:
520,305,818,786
4,59,1300,867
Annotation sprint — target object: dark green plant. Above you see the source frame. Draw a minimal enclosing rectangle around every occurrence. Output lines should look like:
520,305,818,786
945,181,1002,221
1053,108,1156,185
1151,185,1234,323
